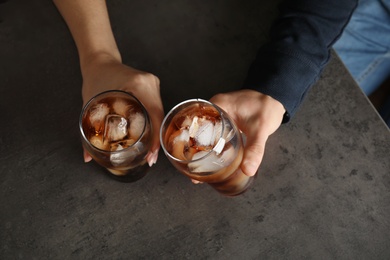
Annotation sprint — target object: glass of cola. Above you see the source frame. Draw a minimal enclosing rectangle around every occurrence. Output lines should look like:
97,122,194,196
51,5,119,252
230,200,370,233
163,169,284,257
160,99,254,196
79,90,152,182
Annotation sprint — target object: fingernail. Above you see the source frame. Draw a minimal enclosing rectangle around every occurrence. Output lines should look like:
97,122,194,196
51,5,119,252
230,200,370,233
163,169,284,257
151,151,158,165
147,153,153,167
148,159,153,167
243,161,258,176
148,150,158,167
191,179,201,184
84,155,92,163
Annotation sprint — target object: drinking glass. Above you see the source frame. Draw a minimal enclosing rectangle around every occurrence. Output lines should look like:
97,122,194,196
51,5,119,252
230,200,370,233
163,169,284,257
79,90,152,182
160,99,254,196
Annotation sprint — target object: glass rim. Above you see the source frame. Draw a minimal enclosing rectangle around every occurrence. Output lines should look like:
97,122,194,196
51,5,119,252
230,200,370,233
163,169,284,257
159,98,226,163
79,90,149,154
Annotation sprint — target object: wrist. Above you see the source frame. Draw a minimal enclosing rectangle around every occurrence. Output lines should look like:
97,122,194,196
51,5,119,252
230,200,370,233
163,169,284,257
265,95,289,123
257,92,286,124
80,51,122,78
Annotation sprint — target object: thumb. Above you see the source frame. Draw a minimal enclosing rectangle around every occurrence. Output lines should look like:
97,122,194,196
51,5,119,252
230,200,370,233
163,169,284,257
240,132,268,176
145,106,163,167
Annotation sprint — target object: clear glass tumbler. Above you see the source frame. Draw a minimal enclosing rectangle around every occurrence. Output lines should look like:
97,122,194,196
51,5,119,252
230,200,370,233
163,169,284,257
79,90,152,182
160,99,254,196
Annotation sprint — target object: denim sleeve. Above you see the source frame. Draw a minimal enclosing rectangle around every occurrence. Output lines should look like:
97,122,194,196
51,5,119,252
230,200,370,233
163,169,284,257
243,0,358,123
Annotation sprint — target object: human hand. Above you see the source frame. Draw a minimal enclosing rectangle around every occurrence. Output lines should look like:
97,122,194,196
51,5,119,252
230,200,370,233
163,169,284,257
209,89,285,177
81,53,163,167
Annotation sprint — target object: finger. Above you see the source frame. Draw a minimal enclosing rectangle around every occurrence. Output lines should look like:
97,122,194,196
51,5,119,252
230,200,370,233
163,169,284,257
150,109,164,152
240,132,268,176
145,105,164,167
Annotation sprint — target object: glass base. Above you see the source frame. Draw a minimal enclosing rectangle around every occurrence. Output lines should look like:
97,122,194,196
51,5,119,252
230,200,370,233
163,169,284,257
105,163,149,183
210,173,255,196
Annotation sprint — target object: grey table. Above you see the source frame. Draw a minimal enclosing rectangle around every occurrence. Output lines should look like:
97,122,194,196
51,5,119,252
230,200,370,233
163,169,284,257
1,1,389,259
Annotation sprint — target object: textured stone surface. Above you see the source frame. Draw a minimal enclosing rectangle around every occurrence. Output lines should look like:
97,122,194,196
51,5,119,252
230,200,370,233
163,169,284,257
0,0,389,259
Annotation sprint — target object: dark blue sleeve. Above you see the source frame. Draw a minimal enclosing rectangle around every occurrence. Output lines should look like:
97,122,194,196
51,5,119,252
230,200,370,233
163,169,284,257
243,0,358,123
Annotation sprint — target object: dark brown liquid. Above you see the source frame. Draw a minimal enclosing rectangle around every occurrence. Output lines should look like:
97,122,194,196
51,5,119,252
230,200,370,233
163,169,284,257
81,93,151,182
162,102,252,196
83,96,144,150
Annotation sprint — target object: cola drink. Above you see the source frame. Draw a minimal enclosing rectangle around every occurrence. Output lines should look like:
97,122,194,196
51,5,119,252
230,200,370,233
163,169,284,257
79,90,152,182
160,99,253,196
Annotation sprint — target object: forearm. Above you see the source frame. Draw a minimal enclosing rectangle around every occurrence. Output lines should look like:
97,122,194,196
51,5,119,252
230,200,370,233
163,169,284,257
53,0,121,70
244,0,358,122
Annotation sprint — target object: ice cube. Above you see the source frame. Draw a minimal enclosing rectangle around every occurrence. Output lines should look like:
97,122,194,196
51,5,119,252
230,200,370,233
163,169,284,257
110,144,127,166
129,112,145,140
212,119,235,144
123,138,136,148
109,138,135,151
191,150,212,161
174,129,190,143
196,120,214,146
112,98,132,117
89,103,109,127
188,146,235,173
110,141,144,166
104,115,128,142
170,139,187,161
167,129,190,161
189,117,215,147
173,114,192,129
212,121,223,144
89,136,109,150
181,116,193,128
188,116,199,137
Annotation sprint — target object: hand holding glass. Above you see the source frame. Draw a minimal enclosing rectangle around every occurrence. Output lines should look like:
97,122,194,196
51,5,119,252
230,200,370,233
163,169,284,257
160,99,254,196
